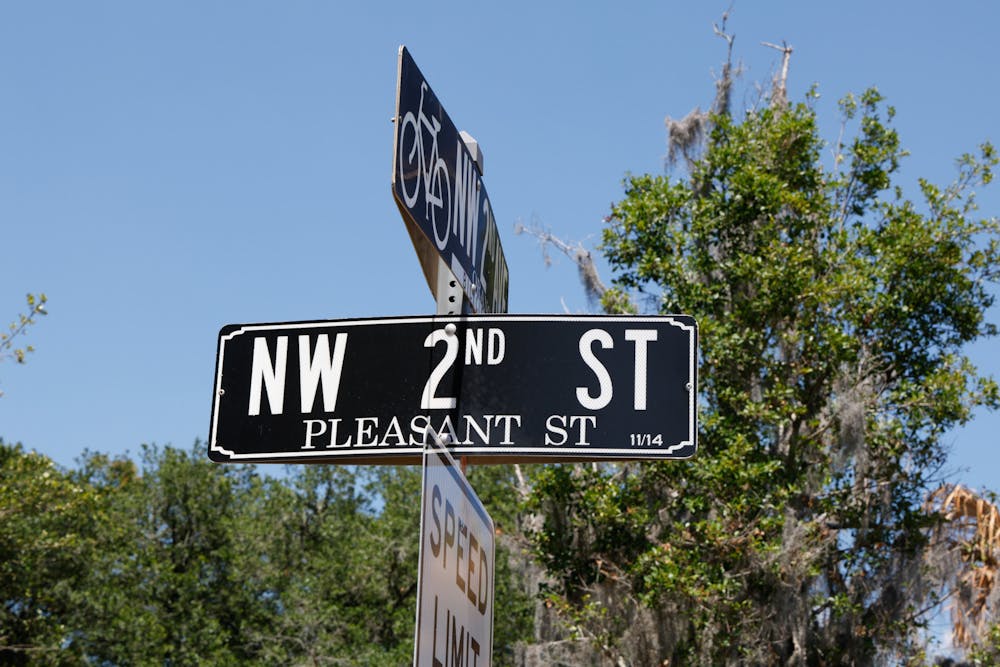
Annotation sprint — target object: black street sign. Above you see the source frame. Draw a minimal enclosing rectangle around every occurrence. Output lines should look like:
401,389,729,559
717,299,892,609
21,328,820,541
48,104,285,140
391,46,509,314
208,315,697,464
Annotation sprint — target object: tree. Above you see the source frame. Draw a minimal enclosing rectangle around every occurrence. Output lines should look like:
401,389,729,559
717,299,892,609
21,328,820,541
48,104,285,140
71,444,277,665
0,441,101,665
238,462,532,665
57,446,533,665
245,463,417,665
522,32,1000,665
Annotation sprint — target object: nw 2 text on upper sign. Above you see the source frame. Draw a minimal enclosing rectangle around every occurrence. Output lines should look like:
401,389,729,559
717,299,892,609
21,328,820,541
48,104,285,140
391,46,508,314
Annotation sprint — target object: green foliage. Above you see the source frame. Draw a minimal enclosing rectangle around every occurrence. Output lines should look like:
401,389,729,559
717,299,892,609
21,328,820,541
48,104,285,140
69,445,274,665
252,464,421,664
0,444,534,664
465,464,537,662
525,77,1000,664
1,293,47,396
967,621,1000,665
0,440,100,665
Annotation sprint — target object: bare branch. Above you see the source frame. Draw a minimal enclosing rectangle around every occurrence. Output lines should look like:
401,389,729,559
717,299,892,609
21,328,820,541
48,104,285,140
711,5,737,116
515,221,607,304
761,41,793,108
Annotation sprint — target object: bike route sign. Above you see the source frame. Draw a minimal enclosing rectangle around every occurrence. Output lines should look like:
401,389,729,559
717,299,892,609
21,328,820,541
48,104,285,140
208,314,697,464
413,440,494,666
392,45,509,314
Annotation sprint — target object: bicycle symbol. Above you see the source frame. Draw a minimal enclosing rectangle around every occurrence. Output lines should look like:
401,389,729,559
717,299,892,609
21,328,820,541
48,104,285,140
398,82,452,251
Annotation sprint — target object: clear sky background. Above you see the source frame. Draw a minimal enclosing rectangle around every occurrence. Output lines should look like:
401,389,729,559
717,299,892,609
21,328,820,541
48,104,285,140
1,2,997,493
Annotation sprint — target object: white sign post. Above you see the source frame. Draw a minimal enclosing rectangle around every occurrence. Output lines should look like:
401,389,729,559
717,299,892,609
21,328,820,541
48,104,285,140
413,433,495,666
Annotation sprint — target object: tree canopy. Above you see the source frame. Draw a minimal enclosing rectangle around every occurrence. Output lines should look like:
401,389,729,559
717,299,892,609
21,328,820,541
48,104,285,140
0,443,534,665
522,38,1000,666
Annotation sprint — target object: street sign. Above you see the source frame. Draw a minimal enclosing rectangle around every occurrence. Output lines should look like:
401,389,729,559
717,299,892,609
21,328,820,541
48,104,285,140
208,314,697,464
392,45,509,314
413,438,494,666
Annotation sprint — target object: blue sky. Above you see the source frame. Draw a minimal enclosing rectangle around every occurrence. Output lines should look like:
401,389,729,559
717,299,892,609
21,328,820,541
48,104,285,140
1,1,997,494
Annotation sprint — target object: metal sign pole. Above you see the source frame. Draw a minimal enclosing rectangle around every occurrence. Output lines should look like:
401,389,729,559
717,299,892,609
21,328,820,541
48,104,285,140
437,131,476,471
434,254,469,471
435,257,466,316
434,130,482,320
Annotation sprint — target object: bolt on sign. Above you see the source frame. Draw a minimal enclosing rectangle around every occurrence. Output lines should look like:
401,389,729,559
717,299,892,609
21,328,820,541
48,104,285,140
392,45,509,314
208,314,697,465
414,438,494,666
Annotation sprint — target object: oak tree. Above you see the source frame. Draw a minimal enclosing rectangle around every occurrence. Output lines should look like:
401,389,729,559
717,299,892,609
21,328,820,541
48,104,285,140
523,33,999,665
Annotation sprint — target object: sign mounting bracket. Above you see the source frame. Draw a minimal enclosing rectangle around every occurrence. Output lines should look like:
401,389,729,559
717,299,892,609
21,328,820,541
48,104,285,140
435,256,467,315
